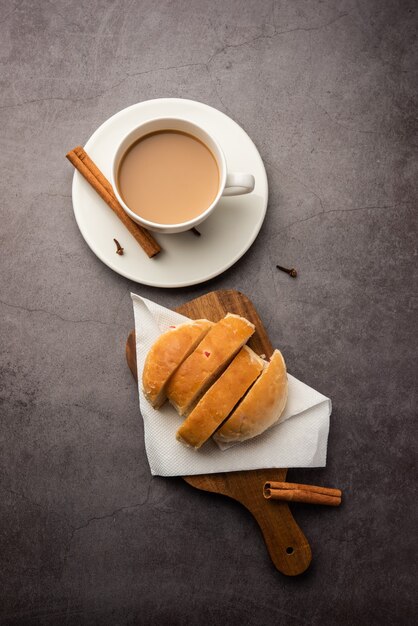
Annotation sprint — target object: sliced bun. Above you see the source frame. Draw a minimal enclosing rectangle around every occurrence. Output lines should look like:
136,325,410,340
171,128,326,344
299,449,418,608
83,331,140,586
142,319,213,408
213,349,288,445
166,314,255,416
176,346,264,449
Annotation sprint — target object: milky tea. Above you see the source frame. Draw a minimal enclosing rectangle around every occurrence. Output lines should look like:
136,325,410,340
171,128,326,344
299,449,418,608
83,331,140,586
117,130,220,225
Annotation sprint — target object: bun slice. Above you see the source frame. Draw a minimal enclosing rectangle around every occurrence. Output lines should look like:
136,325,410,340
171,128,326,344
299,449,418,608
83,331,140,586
213,349,288,445
142,319,213,408
176,346,264,449
166,314,255,416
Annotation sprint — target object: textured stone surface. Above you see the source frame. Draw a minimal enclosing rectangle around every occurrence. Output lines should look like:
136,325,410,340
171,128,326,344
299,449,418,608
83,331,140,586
1,0,417,624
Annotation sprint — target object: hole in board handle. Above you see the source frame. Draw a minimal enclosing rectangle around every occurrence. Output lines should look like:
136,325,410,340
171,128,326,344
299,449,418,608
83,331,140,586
286,546,294,555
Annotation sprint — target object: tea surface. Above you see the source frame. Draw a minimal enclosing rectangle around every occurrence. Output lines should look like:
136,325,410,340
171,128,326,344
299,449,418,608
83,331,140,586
118,130,219,224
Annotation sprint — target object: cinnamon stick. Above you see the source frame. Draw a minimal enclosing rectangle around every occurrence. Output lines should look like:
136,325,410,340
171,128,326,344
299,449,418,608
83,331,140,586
66,146,161,258
265,481,342,498
263,481,342,507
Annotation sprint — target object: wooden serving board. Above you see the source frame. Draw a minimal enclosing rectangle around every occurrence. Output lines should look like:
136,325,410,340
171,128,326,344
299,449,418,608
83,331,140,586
126,289,312,576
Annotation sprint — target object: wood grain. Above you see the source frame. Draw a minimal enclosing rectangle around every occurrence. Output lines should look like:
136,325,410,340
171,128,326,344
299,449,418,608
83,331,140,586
126,289,312,576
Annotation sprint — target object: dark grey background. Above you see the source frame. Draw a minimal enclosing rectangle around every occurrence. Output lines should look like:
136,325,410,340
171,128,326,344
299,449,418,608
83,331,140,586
1,1,417,624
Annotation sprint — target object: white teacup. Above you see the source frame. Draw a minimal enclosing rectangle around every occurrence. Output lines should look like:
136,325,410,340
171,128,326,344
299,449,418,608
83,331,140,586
111,117,255,234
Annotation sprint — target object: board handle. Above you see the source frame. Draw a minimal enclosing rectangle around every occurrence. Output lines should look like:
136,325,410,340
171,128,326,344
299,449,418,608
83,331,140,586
249,499,312,575
184,472,312,576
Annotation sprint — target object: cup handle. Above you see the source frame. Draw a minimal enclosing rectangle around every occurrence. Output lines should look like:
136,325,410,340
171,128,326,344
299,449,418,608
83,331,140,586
222,173,255,196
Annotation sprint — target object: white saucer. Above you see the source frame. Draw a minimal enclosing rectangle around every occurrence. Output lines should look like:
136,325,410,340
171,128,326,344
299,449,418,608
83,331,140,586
71,98,268,288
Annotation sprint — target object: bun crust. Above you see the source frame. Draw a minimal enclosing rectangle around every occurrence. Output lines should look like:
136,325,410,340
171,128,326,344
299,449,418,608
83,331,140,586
166,314,255,416
142,320,213,408
213,350,288,444
176,346,264,449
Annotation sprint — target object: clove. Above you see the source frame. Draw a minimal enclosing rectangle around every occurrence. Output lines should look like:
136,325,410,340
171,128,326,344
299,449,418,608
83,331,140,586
276,264,297,278
113,238,124,255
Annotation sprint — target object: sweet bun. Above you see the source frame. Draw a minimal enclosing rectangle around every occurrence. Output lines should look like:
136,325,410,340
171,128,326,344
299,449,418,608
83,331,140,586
213,349,288,445
166,314,255,416
142,319,213,408
176,346,264,449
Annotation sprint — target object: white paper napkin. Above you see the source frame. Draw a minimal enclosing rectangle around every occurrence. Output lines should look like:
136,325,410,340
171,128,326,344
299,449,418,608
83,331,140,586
131,293,332,476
